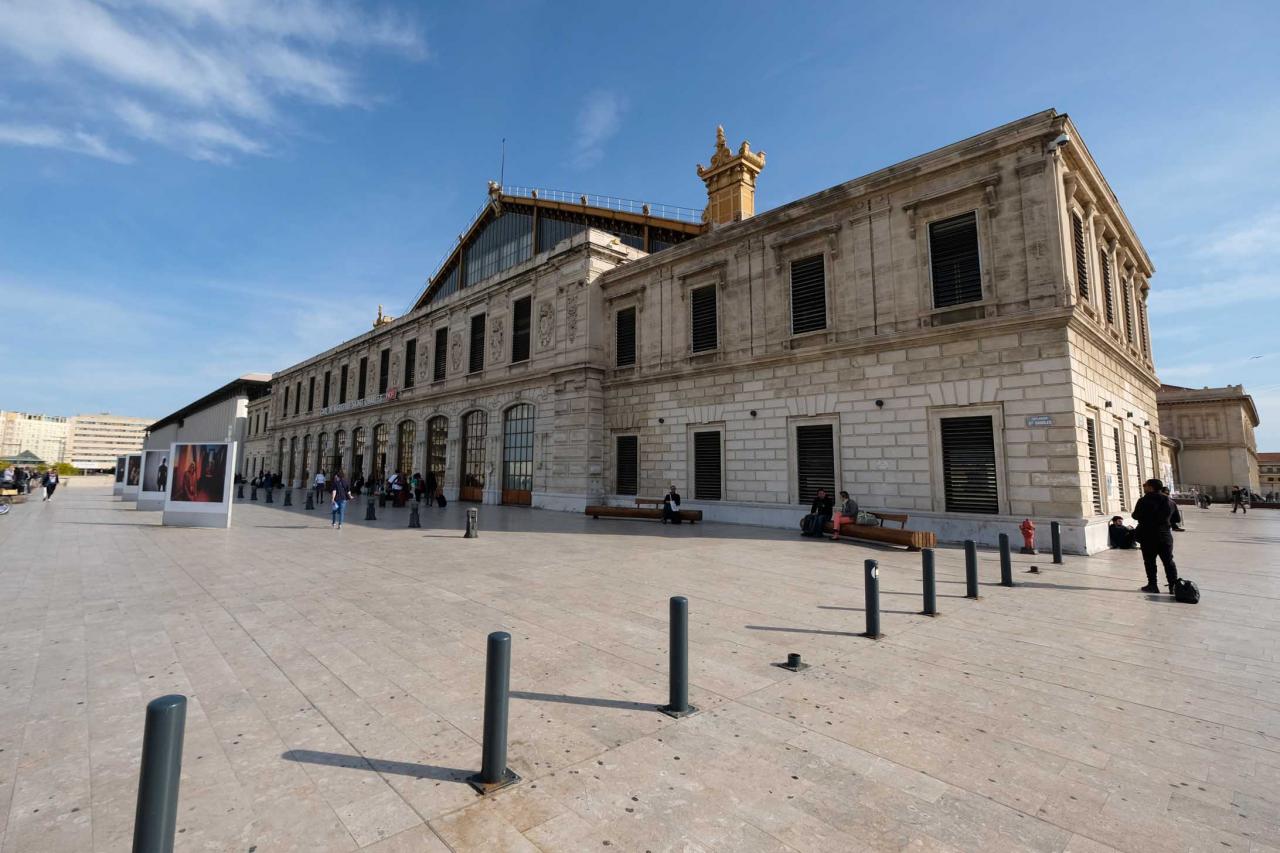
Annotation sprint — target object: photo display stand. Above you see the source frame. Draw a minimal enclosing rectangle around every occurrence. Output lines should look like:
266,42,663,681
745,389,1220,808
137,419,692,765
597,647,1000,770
122,453,142,501
161,441,237,529
137,448,171,511
112,455,126,497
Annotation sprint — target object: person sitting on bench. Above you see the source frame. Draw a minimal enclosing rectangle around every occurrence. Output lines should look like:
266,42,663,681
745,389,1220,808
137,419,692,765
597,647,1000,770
661,485,682,524
802,488,834,537
1108,516,1137,549
828,491,859,542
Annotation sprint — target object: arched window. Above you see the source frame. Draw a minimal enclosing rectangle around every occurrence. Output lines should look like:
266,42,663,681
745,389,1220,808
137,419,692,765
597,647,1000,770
332,430,347,475
372,423,389,483
460,411,487,502
288,436,298,483
502,404,535,505
301,435,311,482
277,438,286,475
426,416,447,486
352,427,366,480
397,419,416,476
317,432,329,475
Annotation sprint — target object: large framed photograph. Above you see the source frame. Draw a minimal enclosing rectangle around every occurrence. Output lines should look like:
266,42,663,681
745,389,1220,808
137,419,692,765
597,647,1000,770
162,442,237,528
122,453,143,500
137,449,171,511
113,455,126,496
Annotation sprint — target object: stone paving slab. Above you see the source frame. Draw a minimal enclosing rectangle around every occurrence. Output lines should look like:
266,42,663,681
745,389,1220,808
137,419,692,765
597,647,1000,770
0,483,1278,852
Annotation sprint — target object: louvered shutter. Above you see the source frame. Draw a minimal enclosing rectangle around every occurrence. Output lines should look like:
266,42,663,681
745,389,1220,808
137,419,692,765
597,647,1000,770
693,430,722,501
940,416,999,514
789,255,827,334
690,285,718,353
1100,252,1115,325
616,307,636,367
1113,427,1126,508
433,328,448,381
1086,418,1102,513
616,435,638,495
929,212,983,307
1072,213,1089,300
1122,282,1135,344
511,296,532,363
469,314,486,373
796,424,835,505
404,339,416,388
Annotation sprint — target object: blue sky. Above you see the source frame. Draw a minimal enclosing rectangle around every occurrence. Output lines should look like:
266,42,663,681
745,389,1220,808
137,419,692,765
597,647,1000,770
2,1,1278,446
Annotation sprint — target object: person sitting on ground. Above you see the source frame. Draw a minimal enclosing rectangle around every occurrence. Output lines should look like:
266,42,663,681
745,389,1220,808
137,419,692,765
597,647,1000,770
828,490,858,542
661,484,682,524
1108,516,1137,549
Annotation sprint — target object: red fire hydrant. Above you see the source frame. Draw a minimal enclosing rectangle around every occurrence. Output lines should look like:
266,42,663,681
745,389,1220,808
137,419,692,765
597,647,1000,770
1019,518,1037,554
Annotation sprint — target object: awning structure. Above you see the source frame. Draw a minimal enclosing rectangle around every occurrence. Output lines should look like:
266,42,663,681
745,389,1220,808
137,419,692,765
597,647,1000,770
1,450,46,465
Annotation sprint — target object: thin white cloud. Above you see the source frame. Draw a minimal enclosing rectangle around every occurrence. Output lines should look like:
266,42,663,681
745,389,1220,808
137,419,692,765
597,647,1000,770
1196,208,1280,261
0,0,424,163
1149,273,1280,314
571,90,624,169
0,122,132,162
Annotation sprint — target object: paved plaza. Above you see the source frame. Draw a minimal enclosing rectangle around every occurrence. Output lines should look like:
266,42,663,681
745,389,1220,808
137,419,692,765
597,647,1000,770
1,483,1278,852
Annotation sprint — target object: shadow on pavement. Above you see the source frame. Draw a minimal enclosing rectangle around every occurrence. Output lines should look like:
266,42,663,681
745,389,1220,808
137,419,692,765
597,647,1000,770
281,749,471,784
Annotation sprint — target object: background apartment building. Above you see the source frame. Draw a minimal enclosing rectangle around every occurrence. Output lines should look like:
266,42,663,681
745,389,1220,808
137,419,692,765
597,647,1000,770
0,410,69,463
66,413,152,471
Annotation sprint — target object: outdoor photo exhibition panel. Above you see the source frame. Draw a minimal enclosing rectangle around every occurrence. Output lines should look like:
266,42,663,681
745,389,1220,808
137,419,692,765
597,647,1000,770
122,453,142,500
137,448,171,511
161,441,237,529
113,455,126,496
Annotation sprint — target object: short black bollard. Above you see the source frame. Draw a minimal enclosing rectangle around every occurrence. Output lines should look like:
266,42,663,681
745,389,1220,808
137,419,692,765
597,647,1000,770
1051,521,1063,564
236,483,244,499
378,491,387,508
466,632,519,794
265,488,273,504
408,502,421,528
862,559,883,639
659,595,697,717
999,533,1015,587
283,488,293,507
365,497,376,521
464,507,478,539
920,548,938,616
132,694,186,853
304,490,315,510
773,651,809,672
250,484,258,501
964,539,980,599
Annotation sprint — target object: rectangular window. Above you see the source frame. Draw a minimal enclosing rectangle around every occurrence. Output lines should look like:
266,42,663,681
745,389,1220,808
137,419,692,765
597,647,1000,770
294,382,301,415
615,306,636,367
1100,251,1115,324
283,386,289,417
1114,426,1127,509
940,415,999,514
615,435,638,496
433,328,448,382
693,430,722,501
796,424,836,506
789,254,827,333
404,339,417,388
1072,213,1089,300
358,356,368,399
307,376,315,412
929,212,983,308
1085,417,1103,514
689,284,718,353
378,348,390,394
469,314,486,373
322,370,331,408
511,296,532,363
339,364,348,404
1137,300,1148,354
1122,282,1135,345
1133,432,1144,481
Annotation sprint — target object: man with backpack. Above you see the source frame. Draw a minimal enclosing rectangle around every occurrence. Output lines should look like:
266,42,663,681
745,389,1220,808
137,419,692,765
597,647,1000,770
1132,478,1180,595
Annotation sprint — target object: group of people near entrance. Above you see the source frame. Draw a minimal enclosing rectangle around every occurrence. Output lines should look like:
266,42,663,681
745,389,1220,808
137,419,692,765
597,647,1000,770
1,466,59,501
800,488,874,540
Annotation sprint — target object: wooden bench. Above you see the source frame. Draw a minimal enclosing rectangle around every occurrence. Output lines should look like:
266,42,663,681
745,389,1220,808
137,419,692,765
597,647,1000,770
634,497,665,508
585,505,703,523
823,512,936,551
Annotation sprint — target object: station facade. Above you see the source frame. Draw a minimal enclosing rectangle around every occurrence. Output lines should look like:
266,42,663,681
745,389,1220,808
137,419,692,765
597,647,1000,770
260,110,1168,553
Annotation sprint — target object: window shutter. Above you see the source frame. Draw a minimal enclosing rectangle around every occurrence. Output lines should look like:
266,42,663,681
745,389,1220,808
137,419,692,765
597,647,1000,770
796,424,835,505
928,212,982,307
404,339,416,388
358,357,367,399
339,365,348,403
615,307,636,367
308,377,315,411
283,386,289,417
690,285,718,353
1122,282,1135,344
1086,418,1102,513
294,382,301,414
789,254,826,334
1113,426,1126,508
940,416,999,514
322,370,331,408
693,430,722,501
1072,213,1089,300
433,328,448,381
615,435,638,495
469,314,486,373
1137,300,1148,354
378,348,390,394
1100,251,1115,325
511,296,532,363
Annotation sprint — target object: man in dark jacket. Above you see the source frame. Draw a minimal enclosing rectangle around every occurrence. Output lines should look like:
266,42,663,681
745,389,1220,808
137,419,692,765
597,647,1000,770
661,484,682,524
1132,478,1179,594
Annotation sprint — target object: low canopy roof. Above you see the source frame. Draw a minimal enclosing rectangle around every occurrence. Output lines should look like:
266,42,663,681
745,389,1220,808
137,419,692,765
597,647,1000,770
1,450,46,465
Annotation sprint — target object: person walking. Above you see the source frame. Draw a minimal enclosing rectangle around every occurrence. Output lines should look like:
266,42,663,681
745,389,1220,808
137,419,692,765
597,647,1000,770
330,470,350,528
1231,486,1249,514
1132,478,1180,595
313,470,327,505
41,468,59,501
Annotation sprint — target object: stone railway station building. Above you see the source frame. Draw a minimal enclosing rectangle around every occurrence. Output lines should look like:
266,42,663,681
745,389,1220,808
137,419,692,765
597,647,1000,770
251,110,1168,553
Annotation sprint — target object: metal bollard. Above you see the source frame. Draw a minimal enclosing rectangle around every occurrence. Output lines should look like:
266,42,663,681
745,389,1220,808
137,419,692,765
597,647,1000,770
772,652,809,672
1051,521,1063,564
265,488,273,504
466,632,519,794
283,488,293,507
659,596,697,717
365,497,376,521
250,485,258,501
999,533,1014,587
378,491,387,508
236,483,244,499
132,694,186,853
920,548,938,616
408,502,421,528
464,507,478,539
304,490,315,510
863,560,883,638
964,540,980,599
